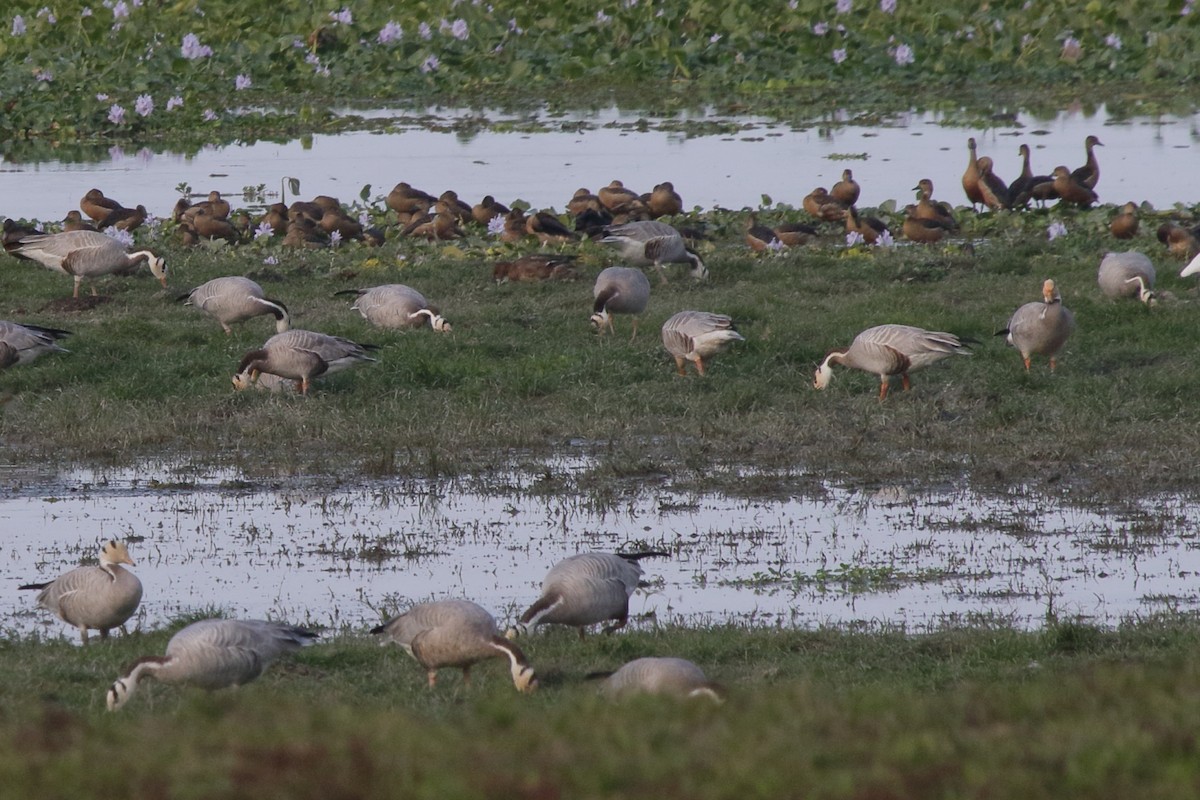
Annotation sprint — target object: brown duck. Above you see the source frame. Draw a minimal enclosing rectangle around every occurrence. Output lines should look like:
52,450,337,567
80,189,124,223
961,137,984,209
901,205,949,244
912,179,958,230
1051,166,1098,208
830,169,861,206
1110,202,1139,240
802,187,847,222
645,181,683,218
975,157,1010,211
1071,135,1102,190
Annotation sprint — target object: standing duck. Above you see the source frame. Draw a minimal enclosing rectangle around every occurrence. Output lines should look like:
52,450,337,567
591,267,651,341
661,310,744,376
180,276,291,335
999,279,1075,371
1051,166,1098,208
912,179,958,230
600,221,707,283
830,169,861,207
233,329,379,395
975,157,1010,211
597,657,725,702
106,619,317,710
20,540,142,645
337,284,451,332
1071,135,1103,190
507,552,669,639
815,324,971,400
1008,145,1055,209
373,599,537,693
0,320,71,365
1097,252,1155,305
11,230,167,298
962,137,984,210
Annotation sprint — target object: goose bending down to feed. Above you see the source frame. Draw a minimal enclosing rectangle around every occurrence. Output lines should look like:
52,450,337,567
1098,252,1156,305
0,320,71,366
661,310,745,377
591,267,651,341
19,540,142,645
233,329,379,395
595,657,725,703
11,230,166,298
1181,251,1200,279
815,324,971,400
372,599,537,693
106,619,317,710
336,284,451,332
600,221,707,284
180,276,291,335
998,279,1075,371
507,551,669,640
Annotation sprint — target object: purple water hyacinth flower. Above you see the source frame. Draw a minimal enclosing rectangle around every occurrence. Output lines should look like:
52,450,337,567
378,21,402,43
833,48,847,64
255,222,274,240
845,230,864,246
166,95,183,111
1105,33,1122,50
235,74,252,90
358,211,370,227
11,15,26,35
1047,221,1067,241
329,230,343,247
263,255,279,265
875,229,894,247
108,104,126,124
709,33,722,43
788,0,798,8
486,215,505,236
203,108,218,121
596,10,611,22
450,18,468,40
112,1,129,19
420,54,440,72
181,33,213,59
813,21,829,35
96,93,109,101
329,8,352,25
508,18,523,34
35,69,53,82
82,8,93,17
1061,36,1081,61
836,0,852,13
104,228,135,247
880,0,896,12
37,7,57,24
418,22,432,39
135,94,153,116
767,238,785,253
893,43,914,65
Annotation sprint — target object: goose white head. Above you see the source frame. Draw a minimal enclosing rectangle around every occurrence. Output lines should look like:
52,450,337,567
589,309,611,332
411,308,452,332
813,355,837,390
106,656,166,711
100,539,135,567
142,254,168,289
231,370,257,391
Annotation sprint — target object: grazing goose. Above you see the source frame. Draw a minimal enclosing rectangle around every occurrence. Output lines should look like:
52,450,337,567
661,310,744,377
1110,202,1139,240
962,137,984,210
591,267,651,341
830,168,861,207
507,551,669,639
372,599,537,693
337,284,451,332
0,320,71,365
19,540,142,645
600,221,707,284
815,324,971,400
233,329,379,395
1071,134,1103,190
999,279,1075,371
597,657,725,703
1098,252,1156,305
11,230,167,298
106,619,317,710
180,276,290,335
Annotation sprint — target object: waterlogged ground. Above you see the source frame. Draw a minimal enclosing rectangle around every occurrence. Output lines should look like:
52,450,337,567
3,460,1198,640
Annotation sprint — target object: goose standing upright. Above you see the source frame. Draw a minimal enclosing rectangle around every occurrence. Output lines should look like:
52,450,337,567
106,619,317,710
999,279,1076,371
597,657,725,702
1097,252,1155,305
337,284,451,332
180,277,290,335
0,321,71,365
19,540,142,645
372,599,537,693
11,230,167,298
815,324,971,400
600,221,707,284
233,329,379,395
591,267,651,341
661,310,744,376
507,551,669,639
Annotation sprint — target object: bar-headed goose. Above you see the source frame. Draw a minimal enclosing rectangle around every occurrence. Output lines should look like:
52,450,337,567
591,267,651,341
815,324,971,400
106,619,317,710
337,284,451,332
1098,252,1155,305
372,599,537,693
0,320,71,366
601,221,707,284
11,230,166,298
999,279,1076,371
661,310,745,377
19,540,142,645
233,329,379,395
596,657,725,703
507,551,669,639
180,276,291,334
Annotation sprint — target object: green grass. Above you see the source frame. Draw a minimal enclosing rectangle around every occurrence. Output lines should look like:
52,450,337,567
2,202,1198,499
5,616,1200,798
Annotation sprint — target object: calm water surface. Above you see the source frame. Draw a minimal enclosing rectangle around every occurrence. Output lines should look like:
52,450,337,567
2,461,1196,640
2,106,1197,223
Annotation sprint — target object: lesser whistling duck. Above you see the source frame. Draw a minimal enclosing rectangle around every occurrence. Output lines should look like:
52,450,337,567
1051,165,1098,208
492,254,578,283
845,206,890,244
902,205,950,244
1071,135,1102,190
567,188,604,217
803,187,848,222
975,157,1010,211
471,195,510,226
660,310,744,377
815,324,970,400
386,182,436,219
80,188,124,223
745,212,783,251
999,279,1075,371
501,208,530,244
1007,144,1055,209
1110,202,1139,239
962,138,984,210
913,179,958,230
438,190,474,224
62,210,96,232
1158,222,1200,260
830,169,861,207
598,180,644,214
645,181,683,218
525,210,577,244
102,204,147,232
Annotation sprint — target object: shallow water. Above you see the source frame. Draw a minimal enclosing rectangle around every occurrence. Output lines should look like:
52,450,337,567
1,105,1197,224
2,461,1196,640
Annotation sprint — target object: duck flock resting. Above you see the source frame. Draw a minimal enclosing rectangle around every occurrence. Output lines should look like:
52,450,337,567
20,541,713,707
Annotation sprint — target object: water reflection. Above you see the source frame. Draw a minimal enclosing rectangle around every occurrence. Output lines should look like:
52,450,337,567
2,462,1196,639
1,105,1197,224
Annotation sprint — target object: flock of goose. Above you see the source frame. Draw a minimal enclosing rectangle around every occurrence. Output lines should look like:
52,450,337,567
20,541,722,709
